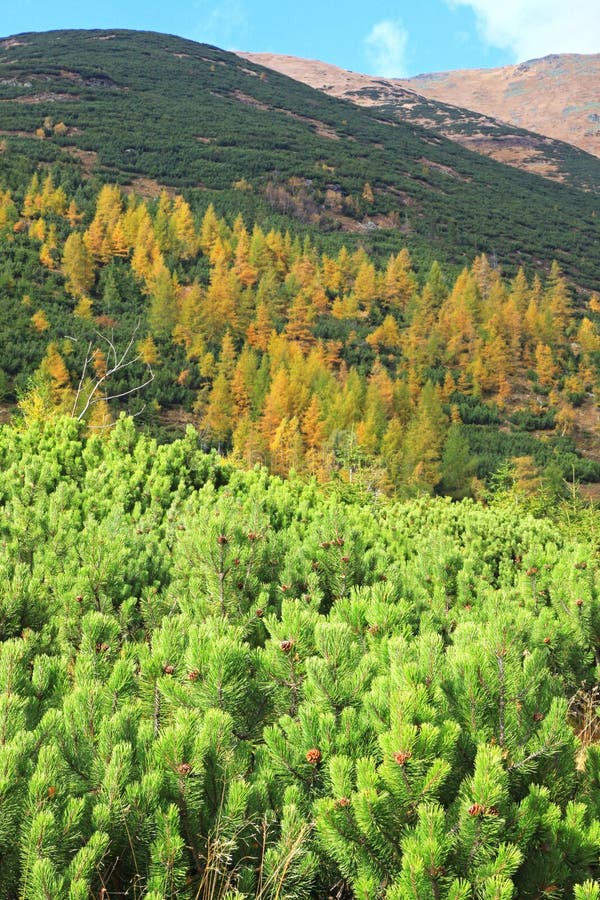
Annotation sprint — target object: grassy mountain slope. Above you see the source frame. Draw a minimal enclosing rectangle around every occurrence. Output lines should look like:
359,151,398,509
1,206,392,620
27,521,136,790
0,29,599,288
241,52,600,194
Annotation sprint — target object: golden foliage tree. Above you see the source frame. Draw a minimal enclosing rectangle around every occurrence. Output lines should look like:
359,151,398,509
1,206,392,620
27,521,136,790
62,232,95,298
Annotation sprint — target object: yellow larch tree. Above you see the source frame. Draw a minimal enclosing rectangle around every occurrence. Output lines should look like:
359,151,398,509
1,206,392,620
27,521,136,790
31,309,50,332
265,228,290,277
131,209,162,285
172,282,205,359
402,381,448,493
284,291,316,352
204,372,234,450
137,334,160,366
66,199,82,229
260,366,293,446
199,204,222,257
230,348,256,423
247,303,274,352
148,264,179,338
0,190,17,231
231,416,267,469
535,342,557,388
352,259,378,315
170,195,198,259
366,315,402,354
153,190,174,254
22,173,41,218
39,224,58,269
40,342,74,411
576,318,600,355
40,174,67,217
270,416,304,477
233,224,258,288
383,248,416,312
62,232,95,298
28,217,46,242
85,184,124,263
202,259,240,344
74,297,94,321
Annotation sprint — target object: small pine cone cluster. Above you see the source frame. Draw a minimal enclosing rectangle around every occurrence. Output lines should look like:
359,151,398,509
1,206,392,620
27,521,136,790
468,802,499,817
163,664,175,675
468,803,486,816
393,751,412,766
280,639,294,653
306,748,322,766
176,762,192,776
335,796,350,808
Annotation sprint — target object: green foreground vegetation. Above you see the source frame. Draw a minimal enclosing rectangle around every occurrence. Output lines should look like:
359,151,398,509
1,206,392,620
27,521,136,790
0,415,598,898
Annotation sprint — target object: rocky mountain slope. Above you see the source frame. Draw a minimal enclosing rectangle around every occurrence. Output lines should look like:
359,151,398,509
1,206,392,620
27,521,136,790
402,54,600,159
241,52,600,192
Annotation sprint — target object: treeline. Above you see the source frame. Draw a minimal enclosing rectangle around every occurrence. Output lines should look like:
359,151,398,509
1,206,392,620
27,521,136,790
1,173,599,494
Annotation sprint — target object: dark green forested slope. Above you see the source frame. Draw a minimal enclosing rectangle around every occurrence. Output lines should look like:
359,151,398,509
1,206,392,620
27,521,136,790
0,29,598,287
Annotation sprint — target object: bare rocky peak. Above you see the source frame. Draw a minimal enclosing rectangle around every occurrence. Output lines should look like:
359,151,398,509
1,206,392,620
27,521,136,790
401,53,600,159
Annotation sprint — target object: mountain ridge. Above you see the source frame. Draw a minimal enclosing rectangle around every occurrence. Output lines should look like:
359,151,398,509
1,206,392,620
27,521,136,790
0,30,598,288
401,53,600,158
240,51,600,194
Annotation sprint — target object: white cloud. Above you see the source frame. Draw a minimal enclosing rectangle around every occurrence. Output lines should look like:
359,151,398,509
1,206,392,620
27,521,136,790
365,19,409,77
447,0,600,60
194,0,247,49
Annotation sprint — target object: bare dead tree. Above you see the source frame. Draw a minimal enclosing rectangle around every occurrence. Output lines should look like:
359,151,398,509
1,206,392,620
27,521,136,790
70,320,154,427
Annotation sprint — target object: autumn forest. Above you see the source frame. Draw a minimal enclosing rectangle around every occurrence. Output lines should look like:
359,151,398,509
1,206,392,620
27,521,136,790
1,169,598,498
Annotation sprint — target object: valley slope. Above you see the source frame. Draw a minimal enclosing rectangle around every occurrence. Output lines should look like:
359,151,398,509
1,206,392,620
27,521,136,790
0,29,598,486
0,30,598,286
241,52,600,194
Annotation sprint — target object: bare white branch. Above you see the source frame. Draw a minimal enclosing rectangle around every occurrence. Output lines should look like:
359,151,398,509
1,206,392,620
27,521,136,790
69,320,154,422
71,340,93,418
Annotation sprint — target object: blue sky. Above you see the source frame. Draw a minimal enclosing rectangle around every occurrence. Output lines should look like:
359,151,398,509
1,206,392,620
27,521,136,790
2,0,598,77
